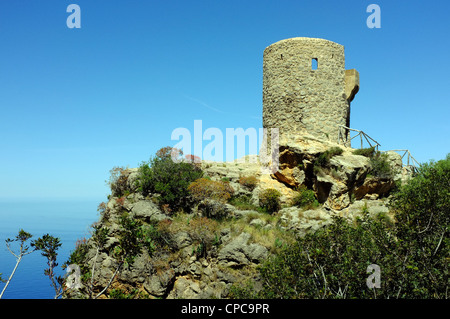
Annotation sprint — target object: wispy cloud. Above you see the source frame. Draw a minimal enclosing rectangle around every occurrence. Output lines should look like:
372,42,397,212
183,94,227,114
182,94,261,121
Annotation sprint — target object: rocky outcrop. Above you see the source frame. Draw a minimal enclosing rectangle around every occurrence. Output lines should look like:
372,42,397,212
68,138,413,299
272,136,407,211
218,232,269,267
279,207,334,237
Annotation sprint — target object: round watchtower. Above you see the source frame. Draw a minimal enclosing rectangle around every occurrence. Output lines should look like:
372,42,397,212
262,37,358,143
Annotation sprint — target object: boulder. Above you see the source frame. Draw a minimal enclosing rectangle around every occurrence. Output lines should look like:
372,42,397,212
339,199,391,221
125,168,140,193
249,218,266,228
273,166,305,187
279,206,334,237
167,276,227,299
144,268,175,297
117,250,154,285
329,154,370,184
383,151,403,180
353,177,396,200
256,174,297,205
131,200,170,222
167,276,202,299
197,199,232,219
172,231,192,250
218,232,269,267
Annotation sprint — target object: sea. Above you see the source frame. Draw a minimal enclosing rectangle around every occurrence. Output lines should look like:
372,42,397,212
0,199,101,299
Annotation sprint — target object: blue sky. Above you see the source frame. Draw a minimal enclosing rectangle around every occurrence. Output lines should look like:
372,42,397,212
0,0,449,200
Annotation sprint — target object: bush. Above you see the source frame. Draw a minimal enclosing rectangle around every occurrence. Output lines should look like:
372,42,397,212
369,152,392,179
136,147,203,212
115,214,147,265
253,214,398,299
188,178,234,203
197,199,230,220
187,217,219,258
64,238,90,282
259,189,282,213
292,185,319,209
238,175,258,191
106,166,128,197
389,154,449,298
228,195,260,211
353,146,376,157
351,147,392,179
315,147,344,168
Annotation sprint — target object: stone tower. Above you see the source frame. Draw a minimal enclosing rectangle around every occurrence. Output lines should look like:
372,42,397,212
262,37,359,144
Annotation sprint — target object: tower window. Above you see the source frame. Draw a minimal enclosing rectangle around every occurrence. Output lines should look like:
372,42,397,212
312,58,318,70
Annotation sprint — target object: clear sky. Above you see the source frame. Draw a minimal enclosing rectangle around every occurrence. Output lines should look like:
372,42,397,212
0,0,449,200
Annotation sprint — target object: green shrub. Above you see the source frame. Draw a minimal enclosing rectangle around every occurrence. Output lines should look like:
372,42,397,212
353,146,376,157
369,152,392,179
314,147,343,168
259,189,282,213
228,195,260,211
351,147,393,179
136,147,203,212
64,237,90,282
116,214,147,265
292,185,319,209
253,214,398,299
108,288,139,299
389,154,449,298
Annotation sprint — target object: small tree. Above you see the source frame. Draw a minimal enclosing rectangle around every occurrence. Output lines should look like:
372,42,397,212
87,224,109,298
92,213,155,298
0,229,34,299
31,234,64,299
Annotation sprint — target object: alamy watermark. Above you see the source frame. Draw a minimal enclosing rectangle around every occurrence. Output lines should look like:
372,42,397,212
366,264,381,289
67,4,81,29
65,264,82,290
366,4,381,29
170,120,279,174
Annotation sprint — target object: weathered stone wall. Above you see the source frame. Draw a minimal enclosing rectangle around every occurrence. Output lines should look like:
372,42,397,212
263,37,358,143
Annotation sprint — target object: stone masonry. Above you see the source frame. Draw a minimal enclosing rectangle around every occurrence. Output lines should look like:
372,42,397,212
263,37,359,143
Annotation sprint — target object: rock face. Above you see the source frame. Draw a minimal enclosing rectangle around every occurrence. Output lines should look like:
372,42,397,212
68,143,408,299
272,136,405,211
279,207,334,237
131,200,169,223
